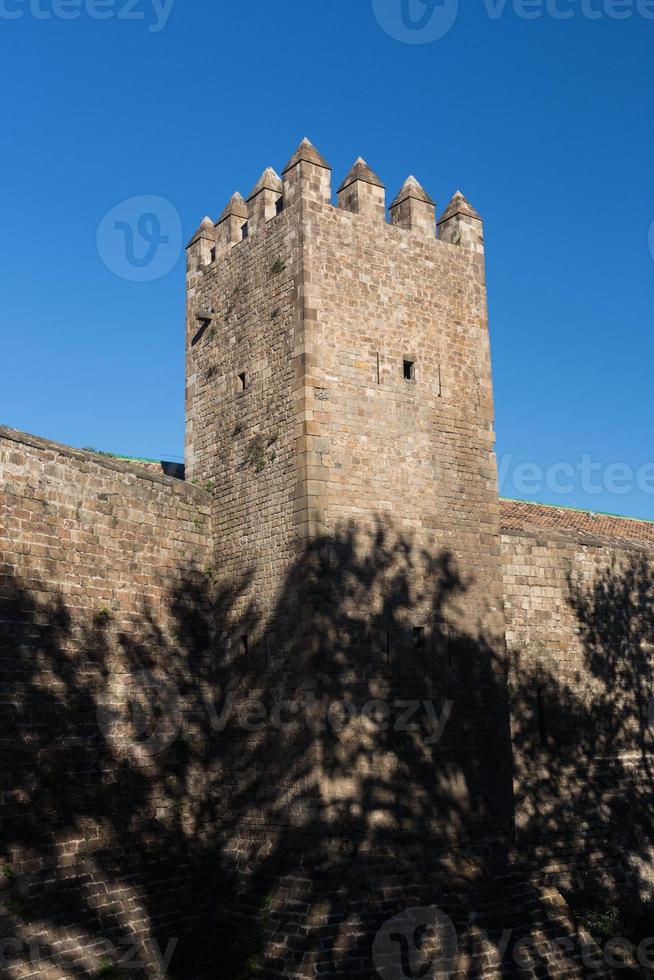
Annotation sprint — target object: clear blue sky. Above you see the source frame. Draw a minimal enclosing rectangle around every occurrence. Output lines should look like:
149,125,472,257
1,0,653,517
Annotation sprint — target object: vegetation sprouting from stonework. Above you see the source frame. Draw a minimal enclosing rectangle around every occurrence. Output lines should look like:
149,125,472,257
1,523,654,976
83,446,119,458
245,433,278,473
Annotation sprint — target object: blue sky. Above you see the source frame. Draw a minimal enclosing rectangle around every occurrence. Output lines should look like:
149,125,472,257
1,0,653,517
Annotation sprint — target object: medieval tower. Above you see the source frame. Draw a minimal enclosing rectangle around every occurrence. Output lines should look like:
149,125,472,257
182,138,519,972
2,138,652,979
185,137,507,660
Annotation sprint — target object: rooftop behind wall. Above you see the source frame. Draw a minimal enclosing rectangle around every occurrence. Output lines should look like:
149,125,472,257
501,497,654,547
500,495,654,900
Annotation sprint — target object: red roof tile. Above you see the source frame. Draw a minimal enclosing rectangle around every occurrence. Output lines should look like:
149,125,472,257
500,498,654,547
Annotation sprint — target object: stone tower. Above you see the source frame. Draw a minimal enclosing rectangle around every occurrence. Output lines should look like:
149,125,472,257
185,138,515,974
186,138,502,640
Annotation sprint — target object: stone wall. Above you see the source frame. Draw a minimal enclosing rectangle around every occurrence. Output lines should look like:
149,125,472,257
500,499,654,898
0,426,215,979
5,138,653,977
292,193,514,846
185,203,303,637
184,144,514,851
174,144,541,978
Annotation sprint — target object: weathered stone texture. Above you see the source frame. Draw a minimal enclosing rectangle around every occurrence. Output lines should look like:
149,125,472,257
185,201,302,633
301,192,502,640
3,140,654,978
0,426,213,978
184,143,514,853
500,500,654,896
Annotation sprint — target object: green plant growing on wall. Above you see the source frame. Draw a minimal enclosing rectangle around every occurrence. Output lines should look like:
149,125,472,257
204,480,214,493
96,607,113,623
97,960,127,980
569,891,654,948
270,258,286,275
1,865,14,880
6,898,32,922
83,447,119,459
246,434,279,473
230,891,275,980
246,436,267,473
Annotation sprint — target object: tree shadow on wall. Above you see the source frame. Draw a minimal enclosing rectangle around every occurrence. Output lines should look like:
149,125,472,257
0,564,237,979
207,520,518,977
1,522,653,978
510,551,654,952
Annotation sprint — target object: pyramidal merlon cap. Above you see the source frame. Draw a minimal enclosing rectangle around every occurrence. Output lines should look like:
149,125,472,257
247,167,283,201
186,215,216,248
282,137,331,175
389,175,435,210
438,190,482,224
337,157,385,193
216,192,248,224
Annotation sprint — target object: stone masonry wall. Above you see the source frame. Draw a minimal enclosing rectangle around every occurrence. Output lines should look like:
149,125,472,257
500,499,654,898
185,204,303,636
303,197,502,637
293,197,514,845
0,426,215,979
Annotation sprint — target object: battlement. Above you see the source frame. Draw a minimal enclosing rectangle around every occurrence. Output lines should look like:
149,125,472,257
186,138,484,274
